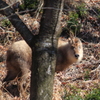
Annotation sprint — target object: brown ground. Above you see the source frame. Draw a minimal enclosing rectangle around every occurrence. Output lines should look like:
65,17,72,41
0,0,100,100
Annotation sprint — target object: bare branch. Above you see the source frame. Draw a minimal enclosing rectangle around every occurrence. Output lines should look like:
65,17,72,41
0,0,34,47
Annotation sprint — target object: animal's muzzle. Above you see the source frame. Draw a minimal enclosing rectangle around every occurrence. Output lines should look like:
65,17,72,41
75,54,79,58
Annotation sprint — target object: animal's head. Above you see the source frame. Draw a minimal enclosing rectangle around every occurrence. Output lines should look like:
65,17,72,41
67,37,83,63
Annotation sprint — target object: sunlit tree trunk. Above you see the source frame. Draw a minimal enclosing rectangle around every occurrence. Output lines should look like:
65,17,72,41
30,0,64,100
0,0,64,99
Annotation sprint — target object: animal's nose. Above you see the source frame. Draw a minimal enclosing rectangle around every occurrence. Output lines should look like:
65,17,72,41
75,54,79,58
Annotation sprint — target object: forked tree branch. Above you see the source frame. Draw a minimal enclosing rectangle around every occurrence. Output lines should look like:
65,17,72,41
0,0,34,47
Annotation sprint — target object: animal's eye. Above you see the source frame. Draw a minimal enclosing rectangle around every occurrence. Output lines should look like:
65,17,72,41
78,46,81,49
71,46,74,49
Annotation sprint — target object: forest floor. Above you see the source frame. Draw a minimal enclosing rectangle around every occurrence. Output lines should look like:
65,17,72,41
0,0,100,100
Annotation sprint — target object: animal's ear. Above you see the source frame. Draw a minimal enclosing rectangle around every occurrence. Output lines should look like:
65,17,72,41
69,30,75,38
68,38,72,44
70,34,73,39
69,33,75,44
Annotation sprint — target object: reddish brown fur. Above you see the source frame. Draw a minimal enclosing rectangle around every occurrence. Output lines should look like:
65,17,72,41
56,37,83,71
3,40,32,82
3,37,83,82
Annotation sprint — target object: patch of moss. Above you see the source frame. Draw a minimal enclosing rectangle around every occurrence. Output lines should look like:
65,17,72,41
20,0,39,10
1,19,11,27
85,88,100,100
84,69,90,81
67,11,81,34
76,3,88,18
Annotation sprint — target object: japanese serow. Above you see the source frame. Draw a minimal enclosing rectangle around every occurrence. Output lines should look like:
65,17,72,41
56,37,83,71
3,37,83,82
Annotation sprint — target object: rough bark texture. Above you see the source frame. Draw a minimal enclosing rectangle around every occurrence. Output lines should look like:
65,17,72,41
30,0,64,100
0,0,64,99
0,0,33,46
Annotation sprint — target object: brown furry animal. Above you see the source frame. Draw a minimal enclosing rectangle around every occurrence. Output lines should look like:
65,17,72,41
56,37,83,71
3,37,83,82
3,40,32,82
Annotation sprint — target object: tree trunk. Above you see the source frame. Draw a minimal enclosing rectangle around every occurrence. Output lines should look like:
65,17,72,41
30,0,64,100
0,0,64,99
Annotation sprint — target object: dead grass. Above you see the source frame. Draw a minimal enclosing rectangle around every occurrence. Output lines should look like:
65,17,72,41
0,0,100,100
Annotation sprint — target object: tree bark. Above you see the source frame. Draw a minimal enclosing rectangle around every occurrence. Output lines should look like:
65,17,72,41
30,0,64,100
0,0,64,99
0,0,33,46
